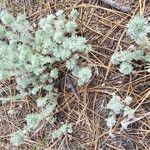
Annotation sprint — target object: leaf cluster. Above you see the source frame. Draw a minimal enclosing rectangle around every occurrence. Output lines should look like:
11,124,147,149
105,93,135,131
111,15,150,74
111,50,144,74
0,9,91,146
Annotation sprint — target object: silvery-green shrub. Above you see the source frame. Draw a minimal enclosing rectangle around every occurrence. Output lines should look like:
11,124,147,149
0,9,92,145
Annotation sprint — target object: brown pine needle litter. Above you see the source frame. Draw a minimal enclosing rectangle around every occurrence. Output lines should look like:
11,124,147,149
0,0,150,149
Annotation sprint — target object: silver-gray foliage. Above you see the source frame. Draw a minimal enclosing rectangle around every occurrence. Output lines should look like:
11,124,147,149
111,15,150,74
0,9,92,145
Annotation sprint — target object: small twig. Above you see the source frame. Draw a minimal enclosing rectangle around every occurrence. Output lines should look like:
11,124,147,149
101,0,131,13
129,112,150,125
66,76,80,102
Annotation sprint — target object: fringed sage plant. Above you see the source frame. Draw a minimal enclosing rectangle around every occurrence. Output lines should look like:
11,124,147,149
0,9,92,146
